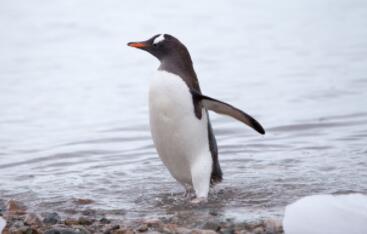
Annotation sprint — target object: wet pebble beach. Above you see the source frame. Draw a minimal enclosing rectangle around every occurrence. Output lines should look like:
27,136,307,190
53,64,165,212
0,199,283,234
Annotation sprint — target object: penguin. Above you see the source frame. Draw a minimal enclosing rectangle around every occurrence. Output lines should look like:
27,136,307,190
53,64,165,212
127,34,265,203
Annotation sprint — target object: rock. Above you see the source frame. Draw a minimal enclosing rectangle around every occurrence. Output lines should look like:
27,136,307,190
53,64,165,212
208,210,218,216
252,226,265,234
160,223,177,233
220,228,235,234
45,227,89,234
73,199,94,205
175,227,192,234
42,212,61,225
6,199,27,215
64,218,79,226
78,216,93,225
192,229,217,234
137,224,148,232
0,200,6,214
202,222,221,231
103,224,120,234
10,226,39,234
75,226,91,234
24,213,42,227
99,217,111,224
112,228,134,234
81,209,96,216
143,219,161,228
264,219,283,233
110,209,127,216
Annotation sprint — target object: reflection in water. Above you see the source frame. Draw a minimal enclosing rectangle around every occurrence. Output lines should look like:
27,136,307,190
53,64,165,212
0,0,367,223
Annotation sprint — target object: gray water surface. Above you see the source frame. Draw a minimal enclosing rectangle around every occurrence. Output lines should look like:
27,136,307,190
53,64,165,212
0,0,367,224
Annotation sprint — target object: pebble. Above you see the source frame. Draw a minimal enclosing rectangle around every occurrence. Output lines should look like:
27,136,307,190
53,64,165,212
78,217,93,225
73,199,94,205
252,226,265,234
143,219,162,228
24,213,42,227
264,219,283,233
42,212,61,225
64,218,80,226
202,222,221,231
81,209,96,216
160,223,177,233
175,227,192,234
45,227,88,234
112,228,134,234
0,199,6,214
6,199,27,215
99,217,111,224
192,229,218,234
137,224,148,232
10,226,39,234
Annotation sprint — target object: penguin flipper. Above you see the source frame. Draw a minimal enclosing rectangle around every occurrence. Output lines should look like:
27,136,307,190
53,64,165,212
191,90,265,135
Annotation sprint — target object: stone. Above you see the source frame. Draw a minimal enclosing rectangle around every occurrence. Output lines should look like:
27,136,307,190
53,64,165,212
192,229,217,234
0,199,6,214
10,226,39,234
104,224,120,234
220,228,235,234
160,223,177,233
6,200,26,215
42,212,61,225
252,226,265,234
264,219,283,233
175,227,192,234
99,217,111,224
74,226,91,234
137,224,148,232
202,222,221,231
64,218,79,226
143,219,161,228
44,227,86,234
73,199,94,205
24,213,42,227
209,210,218,216
112,228,134,234
78,217,93,225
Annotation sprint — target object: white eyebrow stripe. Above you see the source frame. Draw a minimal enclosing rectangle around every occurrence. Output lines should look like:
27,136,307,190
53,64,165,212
153,34,165,44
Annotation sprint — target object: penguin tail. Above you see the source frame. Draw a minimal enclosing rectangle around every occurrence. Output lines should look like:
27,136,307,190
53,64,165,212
210,161,223,186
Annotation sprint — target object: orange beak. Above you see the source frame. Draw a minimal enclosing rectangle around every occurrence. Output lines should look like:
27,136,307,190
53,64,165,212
127,41,148,48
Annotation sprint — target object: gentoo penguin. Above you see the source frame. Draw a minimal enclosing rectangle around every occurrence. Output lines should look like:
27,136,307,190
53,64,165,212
127,34,265,203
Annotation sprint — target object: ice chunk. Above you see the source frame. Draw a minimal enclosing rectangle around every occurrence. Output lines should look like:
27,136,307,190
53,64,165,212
283,194,367,234
0,216,6,233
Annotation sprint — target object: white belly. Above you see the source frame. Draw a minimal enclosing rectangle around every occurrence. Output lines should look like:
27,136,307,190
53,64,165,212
149,71,211,186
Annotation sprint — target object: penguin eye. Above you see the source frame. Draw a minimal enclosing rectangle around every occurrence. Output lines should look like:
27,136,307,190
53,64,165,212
153,43,158,47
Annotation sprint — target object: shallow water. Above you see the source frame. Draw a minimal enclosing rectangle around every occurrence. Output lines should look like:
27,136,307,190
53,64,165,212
1,0,367,224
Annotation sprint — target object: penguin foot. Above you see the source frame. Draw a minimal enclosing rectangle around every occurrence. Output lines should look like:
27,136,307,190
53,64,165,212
190,197,207,204
183,186,194,199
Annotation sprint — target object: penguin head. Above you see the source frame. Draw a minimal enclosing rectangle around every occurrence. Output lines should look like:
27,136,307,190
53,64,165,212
127,34,190,63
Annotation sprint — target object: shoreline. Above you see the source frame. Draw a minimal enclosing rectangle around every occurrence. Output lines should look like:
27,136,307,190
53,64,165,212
0,199,283,234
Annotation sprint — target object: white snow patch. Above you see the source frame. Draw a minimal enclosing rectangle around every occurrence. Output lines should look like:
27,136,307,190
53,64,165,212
0,216,6,233
153,34,165,44
283,193,367,234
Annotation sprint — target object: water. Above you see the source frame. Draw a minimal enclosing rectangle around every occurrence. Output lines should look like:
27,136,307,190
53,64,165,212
0,0,367,224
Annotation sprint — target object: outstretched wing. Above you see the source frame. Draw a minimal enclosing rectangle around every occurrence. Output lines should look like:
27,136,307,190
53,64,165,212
191,90,265,135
